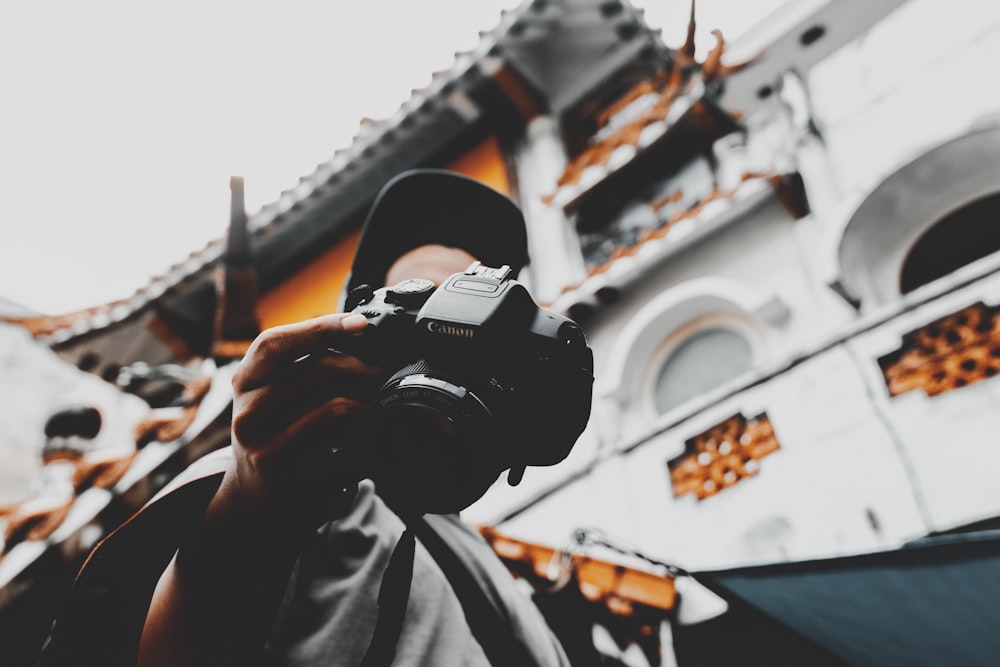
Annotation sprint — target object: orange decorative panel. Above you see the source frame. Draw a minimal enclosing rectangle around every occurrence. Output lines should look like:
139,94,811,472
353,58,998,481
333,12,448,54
445,134,510,195
479,526,675,665
668,412,780,500
258,135,508,329
258,227,361,329
478,526,676,615
878,301,1000,397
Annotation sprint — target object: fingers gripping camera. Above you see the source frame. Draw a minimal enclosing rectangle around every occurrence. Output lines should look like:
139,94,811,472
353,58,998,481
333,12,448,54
337,262,595,516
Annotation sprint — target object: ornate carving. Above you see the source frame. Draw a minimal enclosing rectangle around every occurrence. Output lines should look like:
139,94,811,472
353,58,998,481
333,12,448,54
878,301,1000,397
669,412,780,500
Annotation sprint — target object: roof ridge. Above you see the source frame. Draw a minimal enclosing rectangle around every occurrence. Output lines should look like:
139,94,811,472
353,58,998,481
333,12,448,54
26,3,526,345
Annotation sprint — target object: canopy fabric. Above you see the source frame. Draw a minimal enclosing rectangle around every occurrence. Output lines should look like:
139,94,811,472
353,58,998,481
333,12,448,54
688,530,1000,667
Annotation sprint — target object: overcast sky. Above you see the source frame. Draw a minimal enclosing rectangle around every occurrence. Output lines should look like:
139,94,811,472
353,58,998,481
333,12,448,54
0,0,784,315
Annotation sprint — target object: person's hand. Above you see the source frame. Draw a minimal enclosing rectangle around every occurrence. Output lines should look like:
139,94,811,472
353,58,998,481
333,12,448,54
139,313,384,667
213,313,384,534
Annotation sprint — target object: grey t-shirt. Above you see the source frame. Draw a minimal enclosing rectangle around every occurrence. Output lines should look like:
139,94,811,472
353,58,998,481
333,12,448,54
224,453,569,666
265,479,569,665
39,447,568,666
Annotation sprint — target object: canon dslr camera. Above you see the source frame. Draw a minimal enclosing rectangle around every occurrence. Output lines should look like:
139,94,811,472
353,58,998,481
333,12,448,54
337,262,594,515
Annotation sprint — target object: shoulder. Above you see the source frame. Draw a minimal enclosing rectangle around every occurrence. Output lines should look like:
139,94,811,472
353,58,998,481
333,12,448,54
149,446,232,502
37,447,233,665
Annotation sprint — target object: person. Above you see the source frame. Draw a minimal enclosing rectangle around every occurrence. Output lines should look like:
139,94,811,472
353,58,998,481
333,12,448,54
38,170,581,666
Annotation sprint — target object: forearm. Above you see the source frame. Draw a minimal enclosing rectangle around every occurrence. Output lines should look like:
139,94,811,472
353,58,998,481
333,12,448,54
138,476,306,666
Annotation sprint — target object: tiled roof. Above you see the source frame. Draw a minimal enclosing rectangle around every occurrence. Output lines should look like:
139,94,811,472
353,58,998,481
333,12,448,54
8,2,740,344
7,7,525,347
5,243,225,343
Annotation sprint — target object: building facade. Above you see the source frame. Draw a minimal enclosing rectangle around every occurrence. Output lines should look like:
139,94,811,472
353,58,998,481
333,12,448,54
466,0,1000,576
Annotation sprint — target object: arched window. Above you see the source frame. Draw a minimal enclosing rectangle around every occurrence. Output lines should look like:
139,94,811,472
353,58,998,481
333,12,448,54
900,193,1000,294
837,122,1000,310
654,327,753,414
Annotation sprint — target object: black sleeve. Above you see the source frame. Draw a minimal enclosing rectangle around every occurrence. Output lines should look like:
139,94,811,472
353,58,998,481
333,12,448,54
37,473,223,667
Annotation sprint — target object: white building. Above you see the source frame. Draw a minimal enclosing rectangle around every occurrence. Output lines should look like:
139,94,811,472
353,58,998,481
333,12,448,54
463,0,1000,577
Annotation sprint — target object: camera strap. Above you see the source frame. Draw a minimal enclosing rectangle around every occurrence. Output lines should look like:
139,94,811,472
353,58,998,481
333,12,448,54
360,516,537,667
359,528,416,667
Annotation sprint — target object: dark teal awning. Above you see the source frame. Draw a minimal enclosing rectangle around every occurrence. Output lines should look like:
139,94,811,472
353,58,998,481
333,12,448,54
682,530,1000,667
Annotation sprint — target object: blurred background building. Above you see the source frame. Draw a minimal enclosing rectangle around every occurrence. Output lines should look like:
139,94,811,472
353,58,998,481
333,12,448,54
3,0,1000,664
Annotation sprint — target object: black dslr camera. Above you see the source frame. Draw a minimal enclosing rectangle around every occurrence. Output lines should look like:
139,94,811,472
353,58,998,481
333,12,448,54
337,262,594,516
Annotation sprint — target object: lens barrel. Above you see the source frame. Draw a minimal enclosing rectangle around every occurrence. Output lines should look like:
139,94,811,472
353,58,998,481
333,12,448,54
366,361,506,515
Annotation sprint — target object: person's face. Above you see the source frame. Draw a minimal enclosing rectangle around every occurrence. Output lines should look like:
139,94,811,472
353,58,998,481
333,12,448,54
384,244,478,287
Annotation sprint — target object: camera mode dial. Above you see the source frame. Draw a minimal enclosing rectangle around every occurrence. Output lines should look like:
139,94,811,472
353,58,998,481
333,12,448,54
386,278,436,308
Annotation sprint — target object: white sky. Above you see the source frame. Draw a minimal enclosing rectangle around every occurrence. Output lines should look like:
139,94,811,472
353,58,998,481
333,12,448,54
0,0,783,315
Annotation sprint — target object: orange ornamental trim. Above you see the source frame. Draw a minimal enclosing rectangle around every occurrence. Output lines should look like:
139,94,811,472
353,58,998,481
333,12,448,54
549,64,688,195
133,374,213,446
1,446,141,555
71,450,140,494
879,301,1000,397
478,526,676,616
594,72,667,130
699,29,764,84
1,373,215,559
545,22,763,198
6,308,107,338
669,412,780,501
550,171,803,305
2,498,75,550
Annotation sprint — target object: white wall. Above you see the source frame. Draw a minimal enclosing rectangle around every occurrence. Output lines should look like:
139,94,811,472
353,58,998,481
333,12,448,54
465,0,1000,572
479,270,1000,569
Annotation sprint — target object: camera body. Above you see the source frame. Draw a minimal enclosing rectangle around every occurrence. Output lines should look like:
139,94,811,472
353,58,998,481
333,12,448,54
337,262,594,515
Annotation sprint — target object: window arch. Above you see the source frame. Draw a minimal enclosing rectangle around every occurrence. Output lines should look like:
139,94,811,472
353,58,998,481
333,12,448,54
837,121,1000,310
654,325,754,414
600,278,776,432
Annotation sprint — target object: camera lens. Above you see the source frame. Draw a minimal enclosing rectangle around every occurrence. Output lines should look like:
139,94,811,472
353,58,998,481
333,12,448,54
366,363,506,515
393,409,460,444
